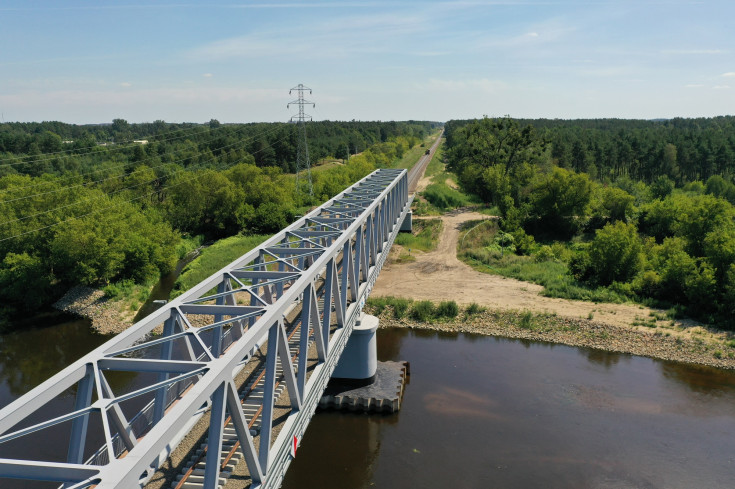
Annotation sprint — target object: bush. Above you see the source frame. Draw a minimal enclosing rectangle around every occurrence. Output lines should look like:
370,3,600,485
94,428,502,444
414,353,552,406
103,279,137,299
587,221,643,285
392,298,411,319
436,300,459,318
466,302,485,315
534,245,555,263
421,183,470,210
632,270,662,297
410,300,435,321
518,311,535,329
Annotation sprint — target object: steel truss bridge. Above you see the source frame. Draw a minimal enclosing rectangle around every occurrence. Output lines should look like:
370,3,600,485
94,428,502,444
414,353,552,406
0,168,410,489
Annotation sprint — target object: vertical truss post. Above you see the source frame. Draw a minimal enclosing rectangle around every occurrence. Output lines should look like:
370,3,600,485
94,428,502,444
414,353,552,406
203,382,227,489
153,316,175,424
321,259,336,353
340,240,351,313
297,284,311,398
66,364,94,467
258,321,280,474
212,282,226,358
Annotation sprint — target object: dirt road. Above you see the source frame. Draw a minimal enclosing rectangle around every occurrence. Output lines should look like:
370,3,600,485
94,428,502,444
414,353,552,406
373,211,670,330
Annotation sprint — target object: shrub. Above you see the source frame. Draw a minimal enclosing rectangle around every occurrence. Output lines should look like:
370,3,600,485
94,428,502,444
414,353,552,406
534,245,555,263
466,302,485,315
518,311,535,330
587,221,643,285
410,300,435,322
392,298,411,319
103,279,137,299
436,301,459,318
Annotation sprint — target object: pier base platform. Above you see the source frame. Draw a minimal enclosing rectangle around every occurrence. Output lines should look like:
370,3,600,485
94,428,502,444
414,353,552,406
319,361,409,414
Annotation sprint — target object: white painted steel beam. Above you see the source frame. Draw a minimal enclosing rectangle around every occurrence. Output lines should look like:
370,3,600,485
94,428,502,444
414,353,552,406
0,168,409,489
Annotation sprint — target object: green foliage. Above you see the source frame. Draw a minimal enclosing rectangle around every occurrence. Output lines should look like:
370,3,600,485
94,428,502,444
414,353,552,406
589,185,635,227
465,302,486,315
436,300,459,318
394,218,442,252
102,279,137,300
409,301,436,322
527,167,592,238
0,252,52,310
173,234,270,296
586,221,643,286
421,183,471,210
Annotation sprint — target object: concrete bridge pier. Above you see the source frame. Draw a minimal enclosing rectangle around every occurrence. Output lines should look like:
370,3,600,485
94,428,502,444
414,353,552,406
332,313,379,385
321,313,409,413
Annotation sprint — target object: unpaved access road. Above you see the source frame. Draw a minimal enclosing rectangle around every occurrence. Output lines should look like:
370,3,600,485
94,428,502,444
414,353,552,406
373,211,690,332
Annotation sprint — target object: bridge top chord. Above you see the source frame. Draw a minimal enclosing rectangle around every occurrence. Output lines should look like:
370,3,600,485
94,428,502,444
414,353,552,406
0,168,410,489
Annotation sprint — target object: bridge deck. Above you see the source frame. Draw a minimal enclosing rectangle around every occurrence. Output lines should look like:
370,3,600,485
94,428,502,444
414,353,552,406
0,168,410,489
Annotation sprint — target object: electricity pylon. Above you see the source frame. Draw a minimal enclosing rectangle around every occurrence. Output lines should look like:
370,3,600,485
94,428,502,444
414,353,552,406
288,84,315,198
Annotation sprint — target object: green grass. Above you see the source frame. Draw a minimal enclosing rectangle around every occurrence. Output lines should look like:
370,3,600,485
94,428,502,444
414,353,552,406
421,183,472,210
176,234,205,259
395,218,442,252
172,233,271,297
462,250,628,303
423,140,445,178
391,130,443,170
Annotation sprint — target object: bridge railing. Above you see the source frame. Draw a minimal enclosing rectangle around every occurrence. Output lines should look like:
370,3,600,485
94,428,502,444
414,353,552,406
0,168,409,489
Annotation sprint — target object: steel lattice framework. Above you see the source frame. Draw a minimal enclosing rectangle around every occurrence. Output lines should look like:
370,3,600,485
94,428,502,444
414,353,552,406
0,168,410,489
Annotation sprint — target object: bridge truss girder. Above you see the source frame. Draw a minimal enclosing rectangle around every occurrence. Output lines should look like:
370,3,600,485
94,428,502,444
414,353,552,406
0,168,409,489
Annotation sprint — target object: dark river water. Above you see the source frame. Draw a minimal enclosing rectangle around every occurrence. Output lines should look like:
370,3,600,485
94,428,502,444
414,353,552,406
282,328,735,489
2,323,735,488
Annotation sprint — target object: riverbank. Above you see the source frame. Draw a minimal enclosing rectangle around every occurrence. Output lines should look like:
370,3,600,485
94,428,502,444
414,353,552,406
368,306,735,370
52,286,136,335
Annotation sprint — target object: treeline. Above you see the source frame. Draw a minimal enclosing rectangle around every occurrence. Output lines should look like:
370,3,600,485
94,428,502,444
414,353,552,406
0,119,435,176
0,120,433,327
445,116,735,327
446,116,735,184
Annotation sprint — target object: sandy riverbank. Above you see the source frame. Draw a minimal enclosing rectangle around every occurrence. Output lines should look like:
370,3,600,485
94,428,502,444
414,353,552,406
369,307,735,370
53,285,136,335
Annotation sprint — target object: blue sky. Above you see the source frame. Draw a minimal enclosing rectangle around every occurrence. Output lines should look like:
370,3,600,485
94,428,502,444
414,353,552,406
1,1,733,123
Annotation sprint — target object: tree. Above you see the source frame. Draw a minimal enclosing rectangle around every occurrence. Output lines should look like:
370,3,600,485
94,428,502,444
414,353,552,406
587,221,643,285
527,167,592,237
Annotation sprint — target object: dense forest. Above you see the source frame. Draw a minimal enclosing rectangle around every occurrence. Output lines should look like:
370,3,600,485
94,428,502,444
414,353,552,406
0,119,435,327
444,116,735,328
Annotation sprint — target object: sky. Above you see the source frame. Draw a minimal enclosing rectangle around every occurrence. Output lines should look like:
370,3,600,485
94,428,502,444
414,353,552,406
0,0,733,124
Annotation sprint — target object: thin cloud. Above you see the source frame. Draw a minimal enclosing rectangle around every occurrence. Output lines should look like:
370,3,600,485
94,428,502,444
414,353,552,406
422,78,507,93
713,85,731,90
661,49,726,55
203,73,214,78
721,72,735,78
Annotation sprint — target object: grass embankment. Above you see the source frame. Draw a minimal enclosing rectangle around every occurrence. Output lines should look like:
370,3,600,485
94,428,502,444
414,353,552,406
393,218,442,263
456,218,629,304
171,234,271,298
411,139,484,215
366,297,735,369
391,130,442,170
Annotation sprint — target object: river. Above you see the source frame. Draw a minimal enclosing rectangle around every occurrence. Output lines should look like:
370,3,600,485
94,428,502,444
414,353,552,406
282,328,735,489
2,323,735,488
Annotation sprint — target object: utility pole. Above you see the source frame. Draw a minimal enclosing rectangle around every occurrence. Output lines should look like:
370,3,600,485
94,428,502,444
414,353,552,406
288,84,315,198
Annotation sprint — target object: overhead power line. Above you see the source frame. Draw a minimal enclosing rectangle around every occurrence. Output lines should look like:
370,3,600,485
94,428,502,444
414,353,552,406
287,84,315,198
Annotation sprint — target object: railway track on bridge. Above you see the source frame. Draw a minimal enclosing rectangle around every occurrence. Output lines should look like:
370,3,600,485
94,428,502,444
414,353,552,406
165,131,443,489
0,168,411,489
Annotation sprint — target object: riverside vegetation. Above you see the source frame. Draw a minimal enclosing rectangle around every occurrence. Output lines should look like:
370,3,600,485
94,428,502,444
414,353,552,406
441,116,735,330
0,120,437,330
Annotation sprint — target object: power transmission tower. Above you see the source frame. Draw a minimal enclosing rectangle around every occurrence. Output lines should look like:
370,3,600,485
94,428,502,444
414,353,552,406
288,84,315,198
